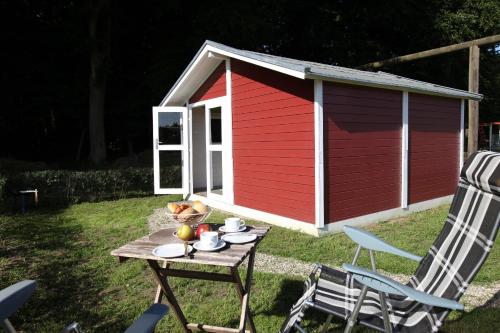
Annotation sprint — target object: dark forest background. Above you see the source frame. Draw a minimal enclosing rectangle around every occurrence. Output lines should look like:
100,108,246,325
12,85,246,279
1,0,499,167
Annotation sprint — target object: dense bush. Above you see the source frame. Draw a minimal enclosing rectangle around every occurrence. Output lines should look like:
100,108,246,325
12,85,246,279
3,167,179,204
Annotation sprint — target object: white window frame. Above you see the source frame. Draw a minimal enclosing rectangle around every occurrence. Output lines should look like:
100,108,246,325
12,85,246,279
187,95,234,204
152,106,189,195
205,99,225,201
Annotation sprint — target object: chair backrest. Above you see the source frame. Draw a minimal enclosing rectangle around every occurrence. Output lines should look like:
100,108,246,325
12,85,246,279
410,151,500,325
0,280,37,322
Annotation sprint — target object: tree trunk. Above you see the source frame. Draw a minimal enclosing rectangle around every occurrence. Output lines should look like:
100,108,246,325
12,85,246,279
88,0,110,164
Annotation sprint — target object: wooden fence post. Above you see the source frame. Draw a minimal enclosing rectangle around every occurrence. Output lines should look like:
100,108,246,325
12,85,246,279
467,45,480,156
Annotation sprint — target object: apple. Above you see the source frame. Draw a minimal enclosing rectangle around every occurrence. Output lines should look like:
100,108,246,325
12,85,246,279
196,224,212,239
177,225,194,241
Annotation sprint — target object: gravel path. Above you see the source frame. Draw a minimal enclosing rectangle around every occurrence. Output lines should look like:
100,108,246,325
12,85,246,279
147,208,500,310
248,253,500,310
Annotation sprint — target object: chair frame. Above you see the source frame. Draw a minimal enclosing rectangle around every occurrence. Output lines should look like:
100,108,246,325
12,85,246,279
293,225,464,333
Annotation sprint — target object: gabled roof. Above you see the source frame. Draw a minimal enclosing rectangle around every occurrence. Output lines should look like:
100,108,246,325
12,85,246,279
161,40,482,105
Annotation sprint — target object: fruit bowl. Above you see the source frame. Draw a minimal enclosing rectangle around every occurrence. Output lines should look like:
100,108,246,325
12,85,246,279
164,201,211,226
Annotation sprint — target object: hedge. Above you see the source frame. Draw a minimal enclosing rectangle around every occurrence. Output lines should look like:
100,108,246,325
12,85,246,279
2,167,180,205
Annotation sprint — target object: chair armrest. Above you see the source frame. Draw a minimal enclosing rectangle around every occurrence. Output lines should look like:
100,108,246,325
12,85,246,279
123,303,169,333
0,280,37,321
343,264,464,311
344,226,422,262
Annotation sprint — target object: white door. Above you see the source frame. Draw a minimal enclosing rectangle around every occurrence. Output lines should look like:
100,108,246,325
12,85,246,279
205,100,228,200
152,106,189,195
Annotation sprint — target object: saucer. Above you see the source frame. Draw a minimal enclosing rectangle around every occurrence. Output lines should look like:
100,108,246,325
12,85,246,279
152,244,193,258
221,233,257,244
193,240,226,252
219,225,247,233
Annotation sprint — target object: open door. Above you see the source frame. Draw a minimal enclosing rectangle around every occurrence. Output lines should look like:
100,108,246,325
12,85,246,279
153,106,189,195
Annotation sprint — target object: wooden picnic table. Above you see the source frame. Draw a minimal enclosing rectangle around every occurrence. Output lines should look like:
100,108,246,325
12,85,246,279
111,224,271,333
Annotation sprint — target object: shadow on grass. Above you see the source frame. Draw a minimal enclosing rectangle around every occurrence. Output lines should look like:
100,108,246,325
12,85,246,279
0,207,127,332
441,290,500,333
262,278,336,331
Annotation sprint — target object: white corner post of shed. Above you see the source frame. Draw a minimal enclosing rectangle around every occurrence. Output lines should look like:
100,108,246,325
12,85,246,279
401,91,409,209
460,99,465,171
224,58,234,204
314,79,325,228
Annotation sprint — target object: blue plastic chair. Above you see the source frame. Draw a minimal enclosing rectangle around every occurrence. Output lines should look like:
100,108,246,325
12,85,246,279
0,280,168,333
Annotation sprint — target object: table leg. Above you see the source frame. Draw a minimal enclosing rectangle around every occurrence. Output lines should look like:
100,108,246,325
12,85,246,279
230,267,256,333
231,248,257,333
154,261,169,303
148,260,191,333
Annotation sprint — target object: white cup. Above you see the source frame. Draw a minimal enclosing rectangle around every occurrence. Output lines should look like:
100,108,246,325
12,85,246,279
200,231,218,248
224,217,245,232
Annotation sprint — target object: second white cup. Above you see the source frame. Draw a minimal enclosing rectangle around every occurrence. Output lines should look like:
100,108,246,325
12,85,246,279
225,217,245,231
200,231,218,248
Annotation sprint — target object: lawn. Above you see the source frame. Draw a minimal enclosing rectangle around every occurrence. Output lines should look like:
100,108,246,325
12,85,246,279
0,196,499,332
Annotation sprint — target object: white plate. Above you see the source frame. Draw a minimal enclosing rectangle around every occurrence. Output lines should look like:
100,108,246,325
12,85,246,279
219,225,247,233
221,233,257,244
152,244,193,258
193,240,226,252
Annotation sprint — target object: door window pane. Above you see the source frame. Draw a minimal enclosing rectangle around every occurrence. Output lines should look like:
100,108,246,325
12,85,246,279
211,151,223,195
158,113,182,145
210,107,222,144
159,151,182,188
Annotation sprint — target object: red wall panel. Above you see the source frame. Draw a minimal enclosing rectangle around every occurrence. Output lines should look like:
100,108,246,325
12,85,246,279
231,60,315,223
408,93,460,204
190,63,226,103
324,83,402,223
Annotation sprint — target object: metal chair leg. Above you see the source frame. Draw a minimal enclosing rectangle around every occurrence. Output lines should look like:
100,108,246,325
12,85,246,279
343,285,368,333
294,323,307,333
1,319,17,333
379,292,392,333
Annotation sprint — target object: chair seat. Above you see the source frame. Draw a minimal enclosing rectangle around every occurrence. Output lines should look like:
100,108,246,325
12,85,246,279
282,266,446,333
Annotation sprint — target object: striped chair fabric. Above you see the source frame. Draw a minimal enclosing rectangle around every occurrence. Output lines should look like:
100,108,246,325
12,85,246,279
281,151,500,333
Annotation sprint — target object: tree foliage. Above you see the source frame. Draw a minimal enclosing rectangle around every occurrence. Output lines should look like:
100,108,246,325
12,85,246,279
1,0,498,163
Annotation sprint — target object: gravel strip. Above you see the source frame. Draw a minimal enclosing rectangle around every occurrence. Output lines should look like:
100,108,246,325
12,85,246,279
147,207,173,232
147,208,499,310
250,253,500,310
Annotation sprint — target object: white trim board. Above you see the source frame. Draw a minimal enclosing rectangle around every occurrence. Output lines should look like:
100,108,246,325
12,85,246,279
187,193,453,237
189,194,320,236
314,79,325,228
401,91,409,208
225,59,235,204
320,195,454,235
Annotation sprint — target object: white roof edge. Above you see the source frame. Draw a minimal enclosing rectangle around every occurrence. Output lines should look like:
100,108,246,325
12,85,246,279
160,41,305,106
305,73,483,101
160,40,483,105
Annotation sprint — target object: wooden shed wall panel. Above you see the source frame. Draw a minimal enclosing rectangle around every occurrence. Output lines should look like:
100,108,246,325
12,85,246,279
408,93,460,204
231,60,315,223
190,63,226,103
324,83,402,223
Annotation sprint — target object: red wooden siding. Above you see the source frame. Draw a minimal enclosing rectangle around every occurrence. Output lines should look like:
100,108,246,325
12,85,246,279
190,63,226,103
324,83,402,223
408,93,460,204
231,60,315,223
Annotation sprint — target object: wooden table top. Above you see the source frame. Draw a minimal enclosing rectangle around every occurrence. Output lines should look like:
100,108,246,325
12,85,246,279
111,225,270,268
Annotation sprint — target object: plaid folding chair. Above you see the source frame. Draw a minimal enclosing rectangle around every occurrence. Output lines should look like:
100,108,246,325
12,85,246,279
281,151,500,333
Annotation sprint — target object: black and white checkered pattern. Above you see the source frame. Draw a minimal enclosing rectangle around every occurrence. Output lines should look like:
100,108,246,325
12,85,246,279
281,151,500,333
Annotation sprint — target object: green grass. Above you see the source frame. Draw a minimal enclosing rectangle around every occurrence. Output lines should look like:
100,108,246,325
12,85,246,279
0,196,499,332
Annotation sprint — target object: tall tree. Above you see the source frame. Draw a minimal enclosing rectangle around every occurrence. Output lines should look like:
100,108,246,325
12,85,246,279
88,0,111,164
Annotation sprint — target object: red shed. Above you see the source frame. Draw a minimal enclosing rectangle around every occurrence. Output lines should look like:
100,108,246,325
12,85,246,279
153,41,482,235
